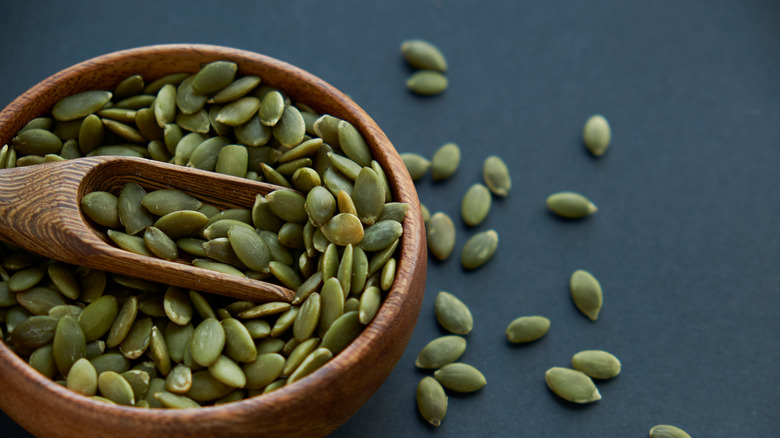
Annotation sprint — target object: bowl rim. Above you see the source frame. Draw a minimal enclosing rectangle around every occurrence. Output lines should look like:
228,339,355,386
0,43,426,432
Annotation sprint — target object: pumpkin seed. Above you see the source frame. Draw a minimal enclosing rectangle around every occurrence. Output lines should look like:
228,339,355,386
120,317,153,360
583,114,611,157
29,345,57,379
434,291,473,335
176,109,210,134
544,367,601,404
570,269,603,321
571,350,621,379
257,90,285,126
149,325,171,375
461,183,492,227
350,246,369,295
380,258,396,291
358,286,381,324
190,318,226,367
115,94,156,110
176,75,207,115
187,136,231,171
401,39,448,72
277,222,306,250
292,167,322,192
282,337,320,377
102,119,145,143
321,311,361,354
273,105,306,147
649,425,692,438
52,90,112,121
417,376,447,427
114,74,144,99
317,277,344,336
461,229,499,269
337,190,358,217
323,167,354,196
547,192,598,219
52,315,86,376
377,202,410,223
415,335,466,369
337,120,372,167
483,155,511,196
142,377,167,407
426,212,455,260
286,347,332,384
431,142,460,181
117,183,155,236
191,61,237,95
8,266,45,292
321,213,365,246
144,72,189,94
400,153,430,181
293,292,321,341
78,114,104,154
238,302,291,319
154,84,177,128
10,315,58,349
98,370,135,406
227,225,271,272
506,316,550,343
16,287,66,315
187,369,234,402
155,391,200,408
48,304,82,319
142,189,202,216
208,355,246,388
352,167,385,225
166,363,193,394
91,353,130,375
209,75,261,104
173,132,207,165
222,318,257,363
367,239,399,275
82,191,121,228
406,70,448,95
78,295,118,342
154,210,210,239
360,220,403,252
106,296,138,348
122,369,151,401
216,97,261,126
165,322,194,363
242,353,285,390
144,226,178,260
312,114,342,147
107,230,153,257
269,261,303,289
328,153,362,181
434,363,487,393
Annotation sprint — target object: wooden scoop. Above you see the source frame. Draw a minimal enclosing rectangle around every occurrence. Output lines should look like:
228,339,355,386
0,155,296,302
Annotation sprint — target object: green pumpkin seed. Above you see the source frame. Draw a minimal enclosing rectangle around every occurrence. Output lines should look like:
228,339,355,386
258,163,291,188
154,84,177,128
190,318,226,367
166,363,193,394
101,119,145,143
225,225,270,272
544,367,601,404
215,97,261,126
117,183,155,236
97,370,135,406
359,286,381,324
461,184,492,227
8,266,45,292
268,261,303,289
137,291,166,317
415,335,466,369
278,138,323,164
406,70,448,95
367,239,399,276
350,246,369,295
273,105,305,147
175,109,211,134
17,287,67,315
148,325,171,376
155,391,200,408
142,189,202,216
76,268,105,303
264,190,307,223
82,191,121,228
209,75,262,104
47,304,82,319
98,108,137,124
506,316,550,343
352,167,385,225
53,315,86,376
154,210,209,239
191,61,237,95
417,376,447,427
120,317,153,360
293,292,321,341
318,277,344,336
378,202,410,223
291,167,322,192
570,269,603,321
649,425,692,438
435,291,473,335
144,72,189,94
241,353,284,390
328,153,362,181
277,222,305,250
208,355,246,388
434,363,487,393
276,157,313,177
286,347,332,384
321,213,364,246
461,229,499,269
337,190,358,217
321,311,361,354
185,290,214,321
583,114,611,157
233,114,271,147
78,295,118,342
483,155,511,197
238,302,291,320
426,212,455,260
282,337,320,378
214,144,248,177
176,75,207,115
20,117,55,132
115,94,156,110
29,345,57,379
360,220,403,251
336,120,372,167
547,192,598,219
54,118,83,141
176,238,207,258
87,145,147,158
85,340,106,360
401,39,448,72
571,350,621,379
52,90,112,122
164,322,194,363
78,114,104,154
344,297,360,313
258,90,285,126
242,319,270,339
380,258,396,291
143,377,167,407
335,244,353,294
222,318,257,365
430,142,460,181
10,315,58,349
292,271,322,306
161,287,191,326
121,369,151,401
187,369,235,402
113,74,144,99
312,114,341,147
106,296,138,348
187,136,230,170
173,132,207,165
323,167,354,196
141,226,177,260
4,306,31,333
107,230,153,257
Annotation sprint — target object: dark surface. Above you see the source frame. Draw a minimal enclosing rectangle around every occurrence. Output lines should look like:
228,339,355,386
1,1,779,436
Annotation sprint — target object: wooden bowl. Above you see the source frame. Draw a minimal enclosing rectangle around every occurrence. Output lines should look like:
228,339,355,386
0,44,427,437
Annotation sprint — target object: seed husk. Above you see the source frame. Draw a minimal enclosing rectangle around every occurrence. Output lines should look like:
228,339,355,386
190,318,226,367
417,376,447,427
53,315,86,376
546,192,598,219
506,316,550,343
286,347,332,384
81,191,121,228
571,350,621,379
461,184,492,227
406,70,448,96
461,229,499,269
98,370,135,406
415,335,467,369
483,155,511,197
52,90,112,121
434,362,487,393
649,425,692,438
426,212,456,260
401,39,448,72
570,269,603,321
434,291,473,335
583,114,611,157
544,367,601,404
400,153,430,181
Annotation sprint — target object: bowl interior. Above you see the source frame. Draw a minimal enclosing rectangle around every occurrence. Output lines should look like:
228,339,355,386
0,44,426,438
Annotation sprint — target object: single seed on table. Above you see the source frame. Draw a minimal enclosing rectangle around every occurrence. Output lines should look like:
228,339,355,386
81,191,121,228
570,269,603,321
66,357,98,396
98,370,136,406
417,376,447,427
545,367,601,404
506,316,550,343
583,114,612,157
400,153,430,181
546,192,598,219
400,39,448,71
434,291,473,335
461,183,492,226
406,70,448,95
431,142,460,181
483,155,511,197
461,229,499,269
415,335,467,369
571,350,621,379
649,425,692,438
426,212,456,260
434,363,487,393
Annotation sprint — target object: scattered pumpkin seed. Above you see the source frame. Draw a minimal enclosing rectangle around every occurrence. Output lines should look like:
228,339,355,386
570,269,603,321
401,39,448,71
649,425,692,438
406,70,448,95
426,212,456,260
483,155,511,197
400,153,430,181
434,291,473,335
506,316,550,343
461,183,492,226
434,362,487,393
417,376,447,427
546,192,598,219
461,229,499,269
544,367,601,404
431,142,460,181
583,114,611,157
571,350,621,379
415,335,466,369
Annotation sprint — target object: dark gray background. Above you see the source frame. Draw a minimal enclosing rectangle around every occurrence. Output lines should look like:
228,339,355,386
1,1,779,436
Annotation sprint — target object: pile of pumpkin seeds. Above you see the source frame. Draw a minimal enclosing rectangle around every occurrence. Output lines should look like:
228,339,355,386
0,60,409,408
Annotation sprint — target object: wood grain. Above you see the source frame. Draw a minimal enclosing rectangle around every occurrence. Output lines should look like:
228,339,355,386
0,44,427,438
